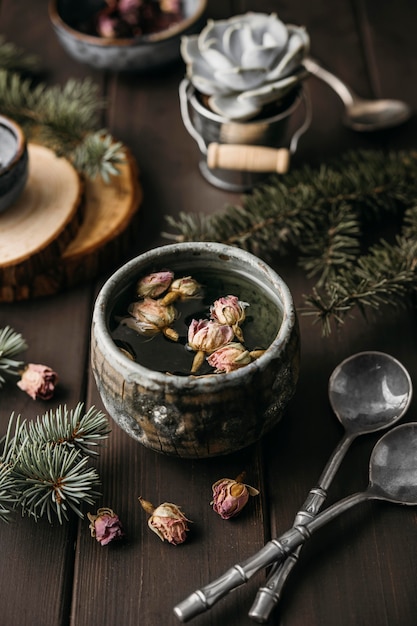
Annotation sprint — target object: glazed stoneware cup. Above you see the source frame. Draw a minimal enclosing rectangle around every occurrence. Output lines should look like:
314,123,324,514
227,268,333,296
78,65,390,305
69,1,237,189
91,242,300,458
0,115,28,213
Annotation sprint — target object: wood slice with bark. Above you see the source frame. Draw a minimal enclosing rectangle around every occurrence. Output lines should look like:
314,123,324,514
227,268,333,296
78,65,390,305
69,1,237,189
0,143,83,301
10,149,142,300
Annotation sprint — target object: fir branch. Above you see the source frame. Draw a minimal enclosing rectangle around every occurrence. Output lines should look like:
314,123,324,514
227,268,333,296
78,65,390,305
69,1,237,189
0,326,27,387
26,403,110,456
0,465,18,523
12,444,101,524
163,150,417,334
302,232,417,333
0,404,109,524
0,35,39,73
72,131,126,183
0,69,124,181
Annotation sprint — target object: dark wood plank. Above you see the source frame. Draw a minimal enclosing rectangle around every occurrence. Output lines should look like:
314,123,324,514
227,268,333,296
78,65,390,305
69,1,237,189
1,0,417,625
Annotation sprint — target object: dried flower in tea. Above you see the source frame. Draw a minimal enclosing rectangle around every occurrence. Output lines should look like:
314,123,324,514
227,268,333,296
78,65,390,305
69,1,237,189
207,342,252,373
17,363,58,400
88,507,124,546
139,497,190,545
161,276,202,305
211,474,259,519
187,319,234,373
210,295,249,342
125,297,179,341
136,270,174,299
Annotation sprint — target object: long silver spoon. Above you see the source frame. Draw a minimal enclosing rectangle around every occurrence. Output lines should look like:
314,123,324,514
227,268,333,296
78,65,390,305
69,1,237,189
303,57,412,131
174,422,417,622
249,350,412,622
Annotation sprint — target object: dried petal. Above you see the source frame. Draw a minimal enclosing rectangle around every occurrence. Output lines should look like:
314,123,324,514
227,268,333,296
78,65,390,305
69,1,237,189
211,475,259,519
136,271,174,298
187,319,234,373
139,497,190,545
87,507,124,546
128,298,178,340
17,363,58,400
187,319,233,353
161,276,202,304
207,342,252,373
210,295,249,341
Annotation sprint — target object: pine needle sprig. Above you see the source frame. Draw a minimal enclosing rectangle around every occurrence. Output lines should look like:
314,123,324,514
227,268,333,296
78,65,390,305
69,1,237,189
164,150,417,333
0,68,125,180
72,131,126,183
0,404,109,523
12,444,101,524
0,465,18,523
0,35,39,73
0,326,27,387
302,232,417,333
26,404,110,456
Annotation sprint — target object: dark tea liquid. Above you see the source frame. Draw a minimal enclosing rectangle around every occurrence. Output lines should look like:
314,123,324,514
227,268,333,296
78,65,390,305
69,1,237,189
110,268,282,376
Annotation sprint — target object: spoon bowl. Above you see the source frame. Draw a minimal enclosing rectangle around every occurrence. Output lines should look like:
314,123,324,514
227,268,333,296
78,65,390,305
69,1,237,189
303,57,412,132
329,351,412,436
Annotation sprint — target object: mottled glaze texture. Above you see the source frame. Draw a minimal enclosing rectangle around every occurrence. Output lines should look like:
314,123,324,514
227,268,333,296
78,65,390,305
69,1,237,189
91,242,300,458
49,0,208,72
0,116,28,213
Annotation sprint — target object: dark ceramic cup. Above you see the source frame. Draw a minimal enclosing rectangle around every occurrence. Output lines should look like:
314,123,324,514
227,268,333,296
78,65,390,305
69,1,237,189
91,242,300,458
0,115,28,213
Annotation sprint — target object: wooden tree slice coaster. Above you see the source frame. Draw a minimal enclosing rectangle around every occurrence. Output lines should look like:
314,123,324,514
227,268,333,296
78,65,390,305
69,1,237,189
6,148,142,301
0,143,83,301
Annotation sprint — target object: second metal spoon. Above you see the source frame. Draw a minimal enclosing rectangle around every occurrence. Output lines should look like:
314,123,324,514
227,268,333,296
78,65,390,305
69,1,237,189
249,350,412,622
303,57,412,131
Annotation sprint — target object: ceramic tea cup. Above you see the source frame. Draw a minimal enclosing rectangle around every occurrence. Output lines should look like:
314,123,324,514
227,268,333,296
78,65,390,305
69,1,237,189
0,115,28,213
91,242,300,458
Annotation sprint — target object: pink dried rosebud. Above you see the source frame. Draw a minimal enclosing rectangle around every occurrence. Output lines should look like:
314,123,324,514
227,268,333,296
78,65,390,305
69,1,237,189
126,297,178,341
187,319,234,373
207,342,252,373
210,295,249,342
161,276,201,304
136,270,174,299
17,363,58,400
139,497,190,545
87,507,124,546
118,0,141,23
211,474,259,520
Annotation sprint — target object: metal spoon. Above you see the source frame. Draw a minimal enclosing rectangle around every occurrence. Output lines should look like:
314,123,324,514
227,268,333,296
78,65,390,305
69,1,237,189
249,350,412,622
303,57,412,131
173,422,417,622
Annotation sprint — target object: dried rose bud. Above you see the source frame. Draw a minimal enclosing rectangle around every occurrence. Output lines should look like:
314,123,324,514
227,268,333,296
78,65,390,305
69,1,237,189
187,319,234,373
210,295,249,342
207,342,252,373
160,0,181,12
161,276,201,304
118,0,141,23
87,507,124,546
136,270,174,299
17,363,58,400
211,474,259,520
139,497,190,545
127,298,178,341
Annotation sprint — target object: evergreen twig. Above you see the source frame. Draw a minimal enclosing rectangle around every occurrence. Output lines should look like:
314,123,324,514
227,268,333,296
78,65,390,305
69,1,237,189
0,326,27,387
0,403,109,524
0,37,126,181
163,150,417,334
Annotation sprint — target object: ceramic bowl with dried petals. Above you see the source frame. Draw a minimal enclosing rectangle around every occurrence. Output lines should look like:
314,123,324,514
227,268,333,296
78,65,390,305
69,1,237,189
49,0,208,72
91,242,300,458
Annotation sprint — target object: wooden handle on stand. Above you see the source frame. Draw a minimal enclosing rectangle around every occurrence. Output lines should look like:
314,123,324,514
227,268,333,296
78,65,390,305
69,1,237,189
207,143,290,174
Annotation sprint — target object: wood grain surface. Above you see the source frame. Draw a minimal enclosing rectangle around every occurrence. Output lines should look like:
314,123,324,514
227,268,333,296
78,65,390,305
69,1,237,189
0,1,416,626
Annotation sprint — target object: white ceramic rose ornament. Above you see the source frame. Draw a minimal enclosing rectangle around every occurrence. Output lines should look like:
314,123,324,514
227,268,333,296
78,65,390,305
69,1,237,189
181,12,310,121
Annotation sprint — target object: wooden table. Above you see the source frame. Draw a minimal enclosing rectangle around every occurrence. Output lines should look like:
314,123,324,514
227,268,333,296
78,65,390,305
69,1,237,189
1,1,417,625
